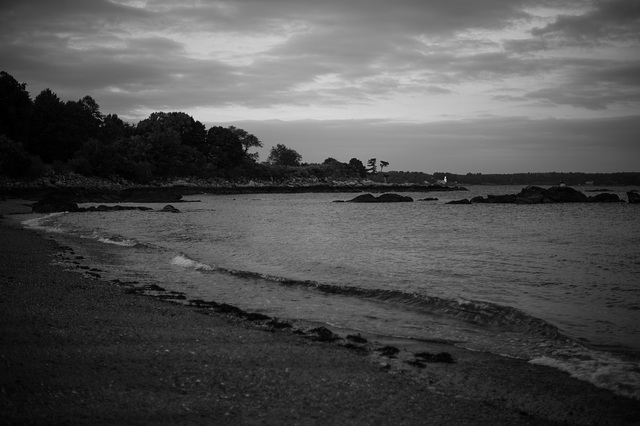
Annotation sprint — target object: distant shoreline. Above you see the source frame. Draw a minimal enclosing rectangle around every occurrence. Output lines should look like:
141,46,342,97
1,177,468,205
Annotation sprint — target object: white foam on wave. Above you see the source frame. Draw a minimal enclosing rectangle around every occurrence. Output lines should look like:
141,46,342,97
21,212,67,233
96,236,138,247
171,254,214,271
530,350,640,400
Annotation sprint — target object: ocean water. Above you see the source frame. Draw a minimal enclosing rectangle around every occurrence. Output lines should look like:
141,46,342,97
23,185,640,399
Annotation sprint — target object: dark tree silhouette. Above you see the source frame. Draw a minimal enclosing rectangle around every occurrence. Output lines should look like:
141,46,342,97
348,158,368,178
367,158,377,174
0,71,32,145
268,144,302,166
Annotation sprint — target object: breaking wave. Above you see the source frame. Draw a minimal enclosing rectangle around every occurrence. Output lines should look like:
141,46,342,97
23,215,146,249
170,253,562,338
22,212,67,233
531,351,640,400
95,236,139,247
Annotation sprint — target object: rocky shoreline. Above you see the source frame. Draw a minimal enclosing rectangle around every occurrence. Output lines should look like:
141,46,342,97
447,185,640,204
0,173,469,212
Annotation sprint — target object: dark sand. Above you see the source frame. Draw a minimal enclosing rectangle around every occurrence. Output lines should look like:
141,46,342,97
1,203,639,425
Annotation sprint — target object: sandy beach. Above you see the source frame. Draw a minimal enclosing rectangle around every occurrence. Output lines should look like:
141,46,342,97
1,200,639,425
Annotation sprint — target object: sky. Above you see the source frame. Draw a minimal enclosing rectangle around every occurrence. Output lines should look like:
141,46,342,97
1,0,639,173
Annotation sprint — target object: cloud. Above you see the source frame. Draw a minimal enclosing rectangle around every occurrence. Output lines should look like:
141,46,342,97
523,59,640,109
531,0,640,43
1,0,639,172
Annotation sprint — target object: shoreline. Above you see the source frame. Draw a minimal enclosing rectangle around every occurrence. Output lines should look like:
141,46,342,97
0,182,469,208
2,205,640,424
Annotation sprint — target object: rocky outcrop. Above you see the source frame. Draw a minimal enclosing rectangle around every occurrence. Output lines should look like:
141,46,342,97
446,198,472,205
587,193,622,203
628,191,640,204
30,194,155,213
341,193,413,203
308,326,339,342
160,205,181,213
470,186,623,204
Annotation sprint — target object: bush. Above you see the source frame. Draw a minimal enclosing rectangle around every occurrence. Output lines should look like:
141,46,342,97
0,135,34,177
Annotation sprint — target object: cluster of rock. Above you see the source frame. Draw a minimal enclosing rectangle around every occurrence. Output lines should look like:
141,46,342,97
447,186,639,205
336,193,414,203
30,198,180,214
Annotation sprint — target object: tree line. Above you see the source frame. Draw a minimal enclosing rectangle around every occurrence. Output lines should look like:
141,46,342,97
2,70,638,186
0,71,372,183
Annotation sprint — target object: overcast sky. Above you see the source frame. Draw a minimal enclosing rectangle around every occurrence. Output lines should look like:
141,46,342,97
1,0,639,173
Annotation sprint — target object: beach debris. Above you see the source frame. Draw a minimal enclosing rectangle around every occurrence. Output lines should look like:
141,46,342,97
346,334,368,344
189,299,218,308
215,303,245,316
405,359,427,369
375,345,400,358
342,343,369,354
415,351,455,363
155,291,187,301
264,318,293,329
245,312,271,322
141,284,166,292
628,191,640,203
308,326,339,342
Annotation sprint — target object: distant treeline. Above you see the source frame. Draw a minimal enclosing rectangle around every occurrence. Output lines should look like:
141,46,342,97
1,70,638,186
382,171,640,186
0,70,369,183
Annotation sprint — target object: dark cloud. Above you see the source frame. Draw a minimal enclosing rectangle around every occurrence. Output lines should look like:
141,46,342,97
1,0,638,172
532,0,640,43
523,59,640,109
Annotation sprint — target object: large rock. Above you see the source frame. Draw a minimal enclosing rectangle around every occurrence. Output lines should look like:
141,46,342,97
160,205,181,213
446,198,471,205
344,193,413,203
545,186,588,202
628,191,640,204
470,186,590,204
587,193,622,203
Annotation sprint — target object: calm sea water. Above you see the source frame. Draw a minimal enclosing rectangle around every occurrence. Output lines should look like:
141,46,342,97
24,185,640,399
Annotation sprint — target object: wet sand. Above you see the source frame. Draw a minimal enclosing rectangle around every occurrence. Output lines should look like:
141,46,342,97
1,203,639,425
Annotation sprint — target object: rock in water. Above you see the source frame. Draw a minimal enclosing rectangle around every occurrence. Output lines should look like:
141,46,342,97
446,198,471,204
545,186,588,202
588,193,622,203
160,205,180,213
628,191,640,204
308,326,339,342
344,193,413,203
